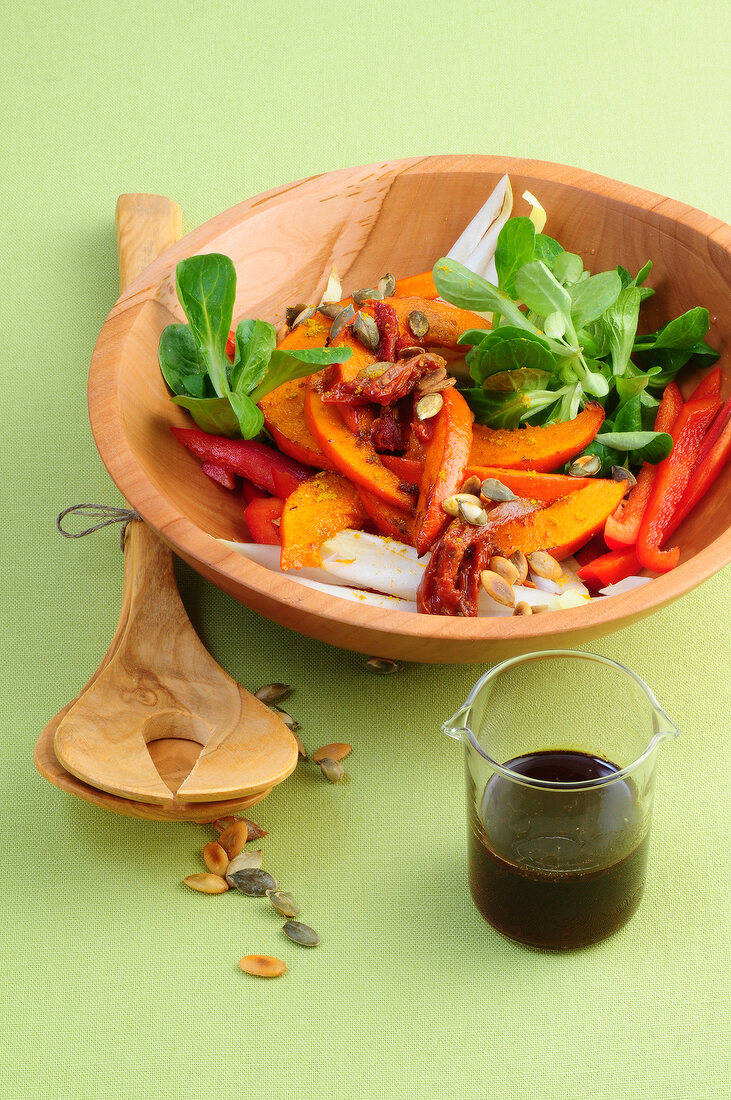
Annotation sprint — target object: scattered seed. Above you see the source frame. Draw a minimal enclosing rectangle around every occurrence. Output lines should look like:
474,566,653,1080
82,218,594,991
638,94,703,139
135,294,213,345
183,873,229,895
283,921,321,947
611,466,638,491
202,841,229,877
377,272,396,298
353,286,381,306
458,500,488,526
329,304,355,342
460,475,482,496
365,656,403,674
226,849,263,885
407,310,429,339
318,757,345,783
569,454,602,477
211,816,237,834
266,890,301,918
514,601,533,616
272,705,300,732
218,820,249,859
240,818,267,841
415,392,444,421
480,570,515,607
398,344,425,359
416,370,455,396
318,301,344,320
286,303,309,328
527,551,563,581
510,550,529,584
229,869,278,896
442,492,482,517
489,555,521,585
239,955,286,978
353,311,380,351
312,742,352,763
254,683,291,704
291,305,317,329
480,478,518,503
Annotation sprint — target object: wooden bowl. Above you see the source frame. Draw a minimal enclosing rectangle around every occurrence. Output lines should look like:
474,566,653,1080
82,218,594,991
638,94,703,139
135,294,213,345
89,156,731,663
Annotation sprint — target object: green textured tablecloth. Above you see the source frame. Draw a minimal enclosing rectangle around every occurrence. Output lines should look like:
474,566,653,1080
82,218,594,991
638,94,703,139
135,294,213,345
3,2,730,1097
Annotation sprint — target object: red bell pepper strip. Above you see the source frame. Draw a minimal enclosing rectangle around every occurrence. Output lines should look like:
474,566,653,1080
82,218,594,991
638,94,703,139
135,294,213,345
662,401,731,540
244,497,283,545
577,547,642,589
171,427,312,499
603,382,683,550
574,533,608,566
200,461,237,490
636,395,721,572
687,366,721,402
241,479,269,505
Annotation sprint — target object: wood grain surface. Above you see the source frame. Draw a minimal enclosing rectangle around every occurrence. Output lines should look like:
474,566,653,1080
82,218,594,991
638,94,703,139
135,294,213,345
88,157,731,663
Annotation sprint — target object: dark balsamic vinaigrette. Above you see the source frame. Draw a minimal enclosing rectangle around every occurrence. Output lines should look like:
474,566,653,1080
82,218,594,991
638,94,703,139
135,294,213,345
468,749,649,950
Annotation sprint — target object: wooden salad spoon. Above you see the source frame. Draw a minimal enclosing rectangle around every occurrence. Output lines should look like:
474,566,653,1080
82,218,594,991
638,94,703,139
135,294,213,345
35,194,298,821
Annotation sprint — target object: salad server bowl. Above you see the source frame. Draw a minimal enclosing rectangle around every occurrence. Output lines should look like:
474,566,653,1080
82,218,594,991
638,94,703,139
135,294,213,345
88,155,731,663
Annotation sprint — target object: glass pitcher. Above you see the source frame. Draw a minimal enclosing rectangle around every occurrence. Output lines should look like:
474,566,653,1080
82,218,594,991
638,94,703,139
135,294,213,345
443,651,678,950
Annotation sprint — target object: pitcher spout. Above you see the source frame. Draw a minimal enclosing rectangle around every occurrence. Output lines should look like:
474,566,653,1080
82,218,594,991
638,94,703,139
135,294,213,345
443,703,472,742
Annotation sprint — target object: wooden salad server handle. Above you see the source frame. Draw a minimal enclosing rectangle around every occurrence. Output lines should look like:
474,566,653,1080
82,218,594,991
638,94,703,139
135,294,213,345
36,194,298,814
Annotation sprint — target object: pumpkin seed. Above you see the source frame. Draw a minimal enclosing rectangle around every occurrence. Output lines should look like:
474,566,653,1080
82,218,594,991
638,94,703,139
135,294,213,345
514,601,533,616
226,849,263,885
240,818,267,841
202,841,229,877
229,869,277,896
211,816,237,834
527,551,563,581
480,570,515,607
398,344,425,359
183,873,229,894
480,478,518,503
489,555,520,585
416,369,452,396
611,466,637,490
254,682,291,704
569,454,602,477
460,475,482,496
407,310,429,339
377,272,396,298
286,303,309,328
318,757,344,783
442,493,482,517
510,550,529,584
532,604,551,614
291,305,317,329
329,304,355,342
353,286,381,306
272,705,300,732
312,742,352,763
283,920,321,947
266,890,301,918
415,392,444,421
353,310,380,352
458,500,488,526
320,267,342,304
358,362,390,380
218,820,249,859
318,301,344,320
239,954,287,978
365,656,403,674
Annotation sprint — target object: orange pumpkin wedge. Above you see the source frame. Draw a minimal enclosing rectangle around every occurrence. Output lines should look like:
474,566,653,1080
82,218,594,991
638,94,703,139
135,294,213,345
377,297,487,351
464,466,596,501
304,381,416,510
280,471,367,569
413,388,474,556
357,489,416,546
259,377,335,470
469,404,605,472
393,271,439,299
491,479,627,561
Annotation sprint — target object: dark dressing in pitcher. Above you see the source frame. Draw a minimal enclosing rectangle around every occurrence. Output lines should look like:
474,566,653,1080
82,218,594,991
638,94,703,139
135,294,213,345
468,749,649,949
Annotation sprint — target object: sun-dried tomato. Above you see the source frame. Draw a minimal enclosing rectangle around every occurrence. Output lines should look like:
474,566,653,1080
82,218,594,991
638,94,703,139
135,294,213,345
321,353,445,406
371,403,408,454
373,300,400,361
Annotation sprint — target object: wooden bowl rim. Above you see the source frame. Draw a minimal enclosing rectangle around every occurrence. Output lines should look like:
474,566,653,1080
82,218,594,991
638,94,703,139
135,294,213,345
89,155,731,647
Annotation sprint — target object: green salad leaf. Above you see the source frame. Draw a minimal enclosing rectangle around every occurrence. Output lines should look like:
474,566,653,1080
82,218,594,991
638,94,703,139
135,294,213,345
158,254,350,438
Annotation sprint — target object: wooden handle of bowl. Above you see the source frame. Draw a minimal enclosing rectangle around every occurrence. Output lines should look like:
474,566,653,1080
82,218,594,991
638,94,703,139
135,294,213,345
115,193,183,292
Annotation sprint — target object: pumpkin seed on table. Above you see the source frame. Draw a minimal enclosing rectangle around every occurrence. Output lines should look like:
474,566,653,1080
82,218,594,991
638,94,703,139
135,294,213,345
266,890,301,918
318,757,345,784
218,820,249,859
415,393,443,421
283,921,321,947
239,955,287,979
480,478,518,503
365,657,403,674
272,705,300,732
202,841,229,877
183,873,229,895
480,570,516,608
407,310,429,339
226,849,263,885
527,551,563,581
569,454,602,477
229,869,278,896
312,742,352,763
254,683,291,704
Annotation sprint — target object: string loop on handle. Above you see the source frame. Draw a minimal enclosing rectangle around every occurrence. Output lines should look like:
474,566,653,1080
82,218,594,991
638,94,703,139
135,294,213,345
57,504,141,550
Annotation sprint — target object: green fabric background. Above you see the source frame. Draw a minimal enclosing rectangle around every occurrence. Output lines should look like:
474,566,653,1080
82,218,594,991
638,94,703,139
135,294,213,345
2,1,730,1097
